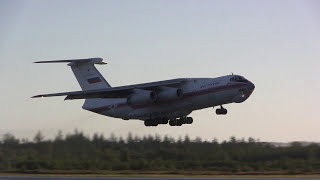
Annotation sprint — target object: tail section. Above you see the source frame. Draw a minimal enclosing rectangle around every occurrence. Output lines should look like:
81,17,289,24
35,58,111,90
69,59,111,90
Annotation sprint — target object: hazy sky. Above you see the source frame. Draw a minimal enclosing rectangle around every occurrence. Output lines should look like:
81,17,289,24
1,0,319,142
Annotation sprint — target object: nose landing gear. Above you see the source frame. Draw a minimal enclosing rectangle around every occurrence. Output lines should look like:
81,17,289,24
216,105,227,115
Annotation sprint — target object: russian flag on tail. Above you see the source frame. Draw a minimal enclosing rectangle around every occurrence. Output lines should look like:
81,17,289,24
87,77,102,84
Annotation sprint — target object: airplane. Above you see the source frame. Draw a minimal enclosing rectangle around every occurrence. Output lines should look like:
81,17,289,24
32,58,255,127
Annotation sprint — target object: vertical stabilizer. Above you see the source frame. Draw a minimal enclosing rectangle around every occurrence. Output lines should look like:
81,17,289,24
35,58,111,91
69,60,111,90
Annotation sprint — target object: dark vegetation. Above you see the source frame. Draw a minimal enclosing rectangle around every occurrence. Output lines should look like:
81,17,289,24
0,130,320,174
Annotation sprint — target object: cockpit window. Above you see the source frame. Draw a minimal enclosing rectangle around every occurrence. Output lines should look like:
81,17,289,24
230,76,248,82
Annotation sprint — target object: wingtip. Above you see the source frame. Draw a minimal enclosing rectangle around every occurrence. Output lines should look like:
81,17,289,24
34,61,48,64
31,95,43,98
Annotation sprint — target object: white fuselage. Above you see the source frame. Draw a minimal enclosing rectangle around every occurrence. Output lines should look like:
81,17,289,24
33,58,255,126
82,75,254,121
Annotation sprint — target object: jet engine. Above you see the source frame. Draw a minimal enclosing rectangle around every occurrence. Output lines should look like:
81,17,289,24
156,87,183,102
127,89,157,105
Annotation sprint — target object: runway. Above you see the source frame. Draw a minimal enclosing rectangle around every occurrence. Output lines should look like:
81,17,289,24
0,176,318,180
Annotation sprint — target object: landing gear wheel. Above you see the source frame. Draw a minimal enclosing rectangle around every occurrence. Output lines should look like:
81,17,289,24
144,120,150,126
152,121,158,126
144,120,158,127
177,118,183,126
186,117,193,124
216,106,227,115
168,117,193,126
161,118,169,124
169,119,177,126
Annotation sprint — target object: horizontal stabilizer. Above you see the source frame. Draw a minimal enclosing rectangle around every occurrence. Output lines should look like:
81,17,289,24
34,58,107,65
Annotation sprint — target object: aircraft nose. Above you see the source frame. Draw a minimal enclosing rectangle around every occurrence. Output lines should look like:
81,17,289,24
247,81,255,91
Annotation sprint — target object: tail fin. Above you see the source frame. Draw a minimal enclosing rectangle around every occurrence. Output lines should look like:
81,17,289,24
35,58,111,90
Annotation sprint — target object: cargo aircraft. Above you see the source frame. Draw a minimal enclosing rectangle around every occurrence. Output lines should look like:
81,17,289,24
32,58,255,127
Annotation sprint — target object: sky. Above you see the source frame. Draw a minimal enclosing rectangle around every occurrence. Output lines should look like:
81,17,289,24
0,0,319,142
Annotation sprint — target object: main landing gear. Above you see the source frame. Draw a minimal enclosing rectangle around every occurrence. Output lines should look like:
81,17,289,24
216,105,227,115
144,117,193,127
169,117,193,126
144,118,168,127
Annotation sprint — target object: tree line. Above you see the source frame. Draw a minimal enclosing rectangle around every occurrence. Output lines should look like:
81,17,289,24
0,130,320,174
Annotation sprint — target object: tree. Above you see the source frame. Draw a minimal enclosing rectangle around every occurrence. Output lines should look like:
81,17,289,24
184,135,190,144
54,130,64,142
33,131,44,143
2,133,19,145
0,131,320,173
109,133,117,142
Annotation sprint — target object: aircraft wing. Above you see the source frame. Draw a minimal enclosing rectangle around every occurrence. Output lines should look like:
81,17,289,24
32,78,187,100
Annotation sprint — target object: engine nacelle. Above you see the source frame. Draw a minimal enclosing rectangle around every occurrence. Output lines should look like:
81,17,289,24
127,89,157,105
156,87,183,102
